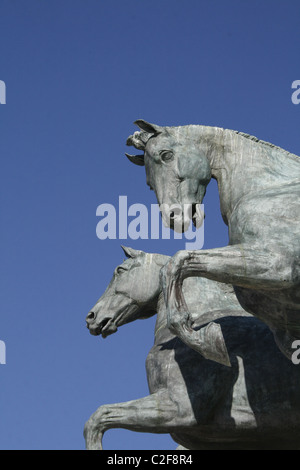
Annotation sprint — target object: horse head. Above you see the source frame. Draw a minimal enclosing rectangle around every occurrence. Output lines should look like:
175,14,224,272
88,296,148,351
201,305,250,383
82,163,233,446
86,246,166,337
126,120,211,232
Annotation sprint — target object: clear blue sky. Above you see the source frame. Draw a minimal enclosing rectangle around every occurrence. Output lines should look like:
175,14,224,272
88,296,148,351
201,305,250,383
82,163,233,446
0,0,299,450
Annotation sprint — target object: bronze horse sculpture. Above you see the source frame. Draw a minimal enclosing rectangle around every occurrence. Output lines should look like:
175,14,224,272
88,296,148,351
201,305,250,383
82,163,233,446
126,120,300,365
84,247,300,450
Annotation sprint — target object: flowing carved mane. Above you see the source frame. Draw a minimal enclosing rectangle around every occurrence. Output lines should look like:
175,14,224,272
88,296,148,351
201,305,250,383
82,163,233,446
232,130,299,161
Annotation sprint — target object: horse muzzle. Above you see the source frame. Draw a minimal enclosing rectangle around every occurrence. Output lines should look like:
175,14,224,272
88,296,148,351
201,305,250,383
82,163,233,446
161,203,204,233
86,312,118,338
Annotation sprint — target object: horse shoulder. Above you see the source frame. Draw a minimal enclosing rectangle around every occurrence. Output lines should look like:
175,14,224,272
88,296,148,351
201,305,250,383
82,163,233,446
229,181,300,247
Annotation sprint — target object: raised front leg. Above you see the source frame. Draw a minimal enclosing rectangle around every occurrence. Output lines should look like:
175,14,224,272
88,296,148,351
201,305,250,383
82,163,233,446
83,391,180,450
160,245,296,365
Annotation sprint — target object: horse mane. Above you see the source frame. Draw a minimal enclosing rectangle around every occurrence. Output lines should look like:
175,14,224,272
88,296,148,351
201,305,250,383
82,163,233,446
232,130,299,160
177,125,299,161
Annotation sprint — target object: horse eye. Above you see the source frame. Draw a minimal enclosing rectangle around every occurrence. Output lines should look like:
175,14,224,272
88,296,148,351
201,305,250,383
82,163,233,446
160,150,174,162
116,266,126,275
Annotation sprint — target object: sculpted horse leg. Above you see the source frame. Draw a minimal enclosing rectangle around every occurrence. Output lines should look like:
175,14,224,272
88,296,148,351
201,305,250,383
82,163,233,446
84,391,180,450
160,244,299,364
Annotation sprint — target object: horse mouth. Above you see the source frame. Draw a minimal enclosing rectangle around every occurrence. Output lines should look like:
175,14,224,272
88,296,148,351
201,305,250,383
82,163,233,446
192,204,204,228
87,317,117,338
163,204,204,232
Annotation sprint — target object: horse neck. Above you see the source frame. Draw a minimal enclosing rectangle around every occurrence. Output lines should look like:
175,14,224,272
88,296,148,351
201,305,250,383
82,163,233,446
204,127,300,224
137,253,170,332
153,291,174,341
141,254,174,342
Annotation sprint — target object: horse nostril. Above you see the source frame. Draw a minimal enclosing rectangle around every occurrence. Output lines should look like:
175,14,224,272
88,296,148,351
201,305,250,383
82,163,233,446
169,207,182,220
86,311,95,323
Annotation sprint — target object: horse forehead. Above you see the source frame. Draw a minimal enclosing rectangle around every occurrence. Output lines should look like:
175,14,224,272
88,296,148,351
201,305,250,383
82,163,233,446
147,132,177,151
121,254,154,273
148,129,198,153
129,254,155,270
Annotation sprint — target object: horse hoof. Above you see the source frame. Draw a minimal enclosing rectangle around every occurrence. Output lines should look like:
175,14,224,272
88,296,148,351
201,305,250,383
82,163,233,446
198,322,231,367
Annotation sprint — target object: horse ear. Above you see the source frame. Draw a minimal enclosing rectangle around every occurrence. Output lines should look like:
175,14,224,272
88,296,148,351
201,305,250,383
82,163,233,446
134,119,162,135
121,246,143,258
125,153,145,166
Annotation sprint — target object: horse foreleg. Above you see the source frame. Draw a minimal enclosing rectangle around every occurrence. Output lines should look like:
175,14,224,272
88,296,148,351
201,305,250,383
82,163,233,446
83,391,179,450
160,245,297,364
